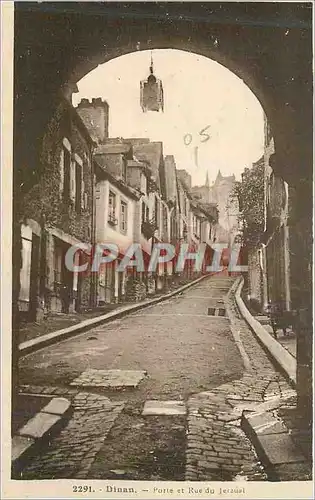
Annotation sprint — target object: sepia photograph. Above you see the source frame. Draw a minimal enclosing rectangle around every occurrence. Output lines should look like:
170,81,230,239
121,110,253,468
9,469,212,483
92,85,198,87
1,1,313,498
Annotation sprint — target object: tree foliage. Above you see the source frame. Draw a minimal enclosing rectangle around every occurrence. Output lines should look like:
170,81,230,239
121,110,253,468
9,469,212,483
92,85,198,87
230,161,265,247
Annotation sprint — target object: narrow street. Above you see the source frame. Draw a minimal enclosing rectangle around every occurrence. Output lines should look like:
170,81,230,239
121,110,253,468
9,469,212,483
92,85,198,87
19,275,242,396
17,274,294,481
7,6,312,497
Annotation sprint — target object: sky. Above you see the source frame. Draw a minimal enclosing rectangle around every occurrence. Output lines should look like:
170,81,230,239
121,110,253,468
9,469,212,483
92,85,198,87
73,49,264,187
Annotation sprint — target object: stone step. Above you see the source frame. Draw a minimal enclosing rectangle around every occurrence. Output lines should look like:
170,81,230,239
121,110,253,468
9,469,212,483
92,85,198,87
12,397,72,477
241,409,308,480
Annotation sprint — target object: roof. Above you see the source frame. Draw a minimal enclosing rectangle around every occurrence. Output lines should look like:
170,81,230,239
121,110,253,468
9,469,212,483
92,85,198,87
178,178,192,199
124,138,150,145
215,169,236,184
127,159,145,167
96,142,132,155
191,200,218,222
132,141,163,183
127,158,152,176
94,159,140,201
162,155,177,202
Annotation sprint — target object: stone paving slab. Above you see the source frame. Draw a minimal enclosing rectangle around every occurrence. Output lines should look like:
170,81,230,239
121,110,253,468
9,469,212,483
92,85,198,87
257,420,288,435
12,435,35,462
142,400,187,416
242,410,288,435
70,369,147,389
18,412,61,439
41,397,71,416
258,433,306,465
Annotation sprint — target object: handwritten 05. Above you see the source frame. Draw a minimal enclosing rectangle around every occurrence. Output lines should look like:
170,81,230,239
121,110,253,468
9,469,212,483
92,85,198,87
183,125,211,167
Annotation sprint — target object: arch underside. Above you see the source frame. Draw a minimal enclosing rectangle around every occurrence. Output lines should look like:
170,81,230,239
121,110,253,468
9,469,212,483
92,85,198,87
14,3,312,192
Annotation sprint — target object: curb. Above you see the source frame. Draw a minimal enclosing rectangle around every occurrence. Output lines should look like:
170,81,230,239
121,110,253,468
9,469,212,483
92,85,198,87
12,397,72,477
224,277,252,371
235,277,296,387
19,273,214,357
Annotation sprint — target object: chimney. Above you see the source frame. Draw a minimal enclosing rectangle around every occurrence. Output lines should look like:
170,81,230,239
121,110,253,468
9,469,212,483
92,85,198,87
76,98,109,144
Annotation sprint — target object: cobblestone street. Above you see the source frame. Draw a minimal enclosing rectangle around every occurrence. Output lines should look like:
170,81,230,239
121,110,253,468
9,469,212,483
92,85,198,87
18,275,297,481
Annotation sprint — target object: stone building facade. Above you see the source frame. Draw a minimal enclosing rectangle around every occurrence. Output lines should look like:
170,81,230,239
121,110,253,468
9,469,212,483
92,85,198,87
19,96,96,318
263,119,291,311
94,159,141,304
242,117,291,312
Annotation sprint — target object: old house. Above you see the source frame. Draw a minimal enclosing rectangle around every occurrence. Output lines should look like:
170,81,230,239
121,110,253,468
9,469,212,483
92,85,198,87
161,155,180,246
94,156,140,304
262,119,291,310
125,139,167,291
19,96,96,319
237,117,291,312
176,169,192,244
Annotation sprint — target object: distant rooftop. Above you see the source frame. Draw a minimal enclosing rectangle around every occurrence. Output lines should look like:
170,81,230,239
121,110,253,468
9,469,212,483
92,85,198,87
96,142,132,155
132,141,163,183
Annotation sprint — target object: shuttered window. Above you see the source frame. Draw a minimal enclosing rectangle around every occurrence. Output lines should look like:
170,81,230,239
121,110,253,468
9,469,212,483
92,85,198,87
120,201,128,234
108,191,117,226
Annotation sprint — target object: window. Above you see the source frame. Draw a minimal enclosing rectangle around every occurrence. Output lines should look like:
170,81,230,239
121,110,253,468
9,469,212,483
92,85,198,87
53,242,63,285
60,138,72,201
142,201,149,224
63,147,71,201
163,206,168,235
120,200,128,234
75,161,82,213
19,225,32,308
108,191,117,225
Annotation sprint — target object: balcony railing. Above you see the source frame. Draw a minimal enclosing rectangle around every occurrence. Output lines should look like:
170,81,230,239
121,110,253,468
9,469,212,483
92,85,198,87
108,213,118,226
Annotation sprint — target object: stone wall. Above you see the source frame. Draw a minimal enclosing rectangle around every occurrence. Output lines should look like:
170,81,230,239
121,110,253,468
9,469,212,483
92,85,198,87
22,100,93,244
247,247,263,306
20,99,94,315
266,227,286,305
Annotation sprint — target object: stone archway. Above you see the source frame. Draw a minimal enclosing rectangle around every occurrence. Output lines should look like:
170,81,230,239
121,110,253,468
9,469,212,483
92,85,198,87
15,2,312,189
13,1,312,420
